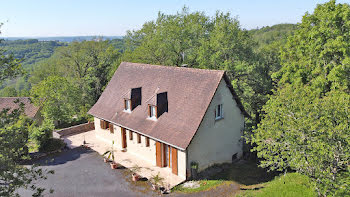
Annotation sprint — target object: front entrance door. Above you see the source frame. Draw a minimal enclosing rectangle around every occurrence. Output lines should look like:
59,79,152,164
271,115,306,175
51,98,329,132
155,142,178,175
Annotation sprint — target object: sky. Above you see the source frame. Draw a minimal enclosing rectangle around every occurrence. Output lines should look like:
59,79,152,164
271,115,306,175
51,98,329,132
0,0,348,37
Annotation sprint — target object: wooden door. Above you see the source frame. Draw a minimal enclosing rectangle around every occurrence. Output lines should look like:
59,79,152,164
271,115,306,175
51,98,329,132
121,128,127,148
156,142,162,167
171,147,178,175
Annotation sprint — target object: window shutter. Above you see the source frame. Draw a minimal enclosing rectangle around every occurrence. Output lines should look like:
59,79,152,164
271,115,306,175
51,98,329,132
100,120,103,129
137,134,141,143
148,105,151,117
109,123,114,133
155,106,158,118
145,137,150,147
129,130,133,140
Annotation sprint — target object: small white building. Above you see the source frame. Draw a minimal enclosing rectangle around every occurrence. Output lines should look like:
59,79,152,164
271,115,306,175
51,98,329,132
88,62,247,179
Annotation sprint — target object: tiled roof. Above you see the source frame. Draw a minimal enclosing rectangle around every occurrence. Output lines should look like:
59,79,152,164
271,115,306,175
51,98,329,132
88,62,244,149
0,97,40,118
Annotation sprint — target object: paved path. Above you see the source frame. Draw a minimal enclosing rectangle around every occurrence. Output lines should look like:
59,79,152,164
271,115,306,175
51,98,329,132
19,147,159,197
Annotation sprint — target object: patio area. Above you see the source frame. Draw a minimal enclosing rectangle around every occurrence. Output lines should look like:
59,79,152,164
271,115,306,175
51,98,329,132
61,130,186,189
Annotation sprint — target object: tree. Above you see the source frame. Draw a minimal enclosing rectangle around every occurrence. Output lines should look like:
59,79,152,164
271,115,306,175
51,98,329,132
30,40,120,107
275,0,350,93
0,25,53,196
0,86,18,97
123,7,209,67
123,8,262,120
30,76,82,124
251,86,349,196
251,1,350,195
0,104,54,197
57,40,120,105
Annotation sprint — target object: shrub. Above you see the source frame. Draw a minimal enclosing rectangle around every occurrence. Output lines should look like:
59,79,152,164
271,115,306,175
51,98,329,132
29,120,54,152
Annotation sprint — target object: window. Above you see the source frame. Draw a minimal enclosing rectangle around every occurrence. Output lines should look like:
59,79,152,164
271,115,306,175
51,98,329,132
124,99,131,111
215,104,223,120
148,105,157,119
145,137,150,147
137,133,141,143
129,130,133,140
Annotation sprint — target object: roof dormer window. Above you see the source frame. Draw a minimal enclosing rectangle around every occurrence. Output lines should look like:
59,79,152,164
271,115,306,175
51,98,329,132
124,99,131,112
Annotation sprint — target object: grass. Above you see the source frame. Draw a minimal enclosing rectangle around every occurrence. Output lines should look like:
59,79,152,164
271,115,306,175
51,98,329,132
172,180,225,193
172,161,316,196
238,173,317,197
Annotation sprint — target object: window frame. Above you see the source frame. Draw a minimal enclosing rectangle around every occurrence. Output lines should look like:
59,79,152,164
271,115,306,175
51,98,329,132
124,99,132,112
148,105,157,119
215,104,223,120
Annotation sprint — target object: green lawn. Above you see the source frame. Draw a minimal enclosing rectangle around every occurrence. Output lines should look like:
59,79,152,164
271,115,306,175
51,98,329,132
172,161,317,196
172,180,225,193
238,173,317,197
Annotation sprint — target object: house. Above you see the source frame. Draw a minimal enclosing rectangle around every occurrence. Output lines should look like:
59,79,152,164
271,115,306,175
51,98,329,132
0,97,43,124
88,62,246,179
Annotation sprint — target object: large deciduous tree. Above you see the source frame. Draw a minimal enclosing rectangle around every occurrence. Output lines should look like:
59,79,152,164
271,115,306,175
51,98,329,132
30,40,120,107
30,76,82,124
251,1,350,195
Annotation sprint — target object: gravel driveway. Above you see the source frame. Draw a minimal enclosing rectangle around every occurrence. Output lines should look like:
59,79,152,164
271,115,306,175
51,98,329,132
19,147,158,197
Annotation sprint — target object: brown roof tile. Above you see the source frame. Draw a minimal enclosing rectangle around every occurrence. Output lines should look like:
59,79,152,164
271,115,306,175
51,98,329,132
88,62,242,149
0,97,40,118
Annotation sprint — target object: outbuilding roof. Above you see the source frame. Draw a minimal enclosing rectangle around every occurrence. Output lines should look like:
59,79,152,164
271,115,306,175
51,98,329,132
0,97,40,118
88,62,247,149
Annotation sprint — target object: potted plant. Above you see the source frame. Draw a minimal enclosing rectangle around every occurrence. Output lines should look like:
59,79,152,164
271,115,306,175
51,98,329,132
130,164,142,182
103,141,118,169
150,173,164,190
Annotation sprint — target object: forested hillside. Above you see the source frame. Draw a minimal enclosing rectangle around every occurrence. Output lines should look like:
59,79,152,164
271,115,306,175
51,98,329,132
0,38,125,97
249,23,297,47
0,39,65,69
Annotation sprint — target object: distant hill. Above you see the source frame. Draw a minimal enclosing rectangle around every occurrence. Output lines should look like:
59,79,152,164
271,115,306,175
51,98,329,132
0,39,66,70
249,23,298,47
1,36,124,43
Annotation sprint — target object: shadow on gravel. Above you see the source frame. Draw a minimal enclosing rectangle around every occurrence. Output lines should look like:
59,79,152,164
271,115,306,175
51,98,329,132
25,146,94,166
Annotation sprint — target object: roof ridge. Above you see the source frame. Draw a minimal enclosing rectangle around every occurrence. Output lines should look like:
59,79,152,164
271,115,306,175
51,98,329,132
121,62,226,73
0,97,30,98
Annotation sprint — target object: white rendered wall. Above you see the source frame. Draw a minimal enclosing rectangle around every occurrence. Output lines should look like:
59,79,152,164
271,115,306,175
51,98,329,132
187,79,245,172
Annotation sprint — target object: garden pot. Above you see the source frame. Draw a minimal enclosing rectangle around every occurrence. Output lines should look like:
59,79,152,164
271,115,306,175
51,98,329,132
104,158,109,163
132,173,140,182
151,184,159,190
191,168,198,180
110,162,118,169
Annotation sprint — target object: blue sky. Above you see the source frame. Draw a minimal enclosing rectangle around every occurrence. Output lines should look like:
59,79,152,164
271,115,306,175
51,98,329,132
0,0,348,37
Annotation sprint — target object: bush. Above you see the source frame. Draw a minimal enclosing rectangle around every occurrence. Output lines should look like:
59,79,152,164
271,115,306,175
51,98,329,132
29,120,54,152
39,138,65,153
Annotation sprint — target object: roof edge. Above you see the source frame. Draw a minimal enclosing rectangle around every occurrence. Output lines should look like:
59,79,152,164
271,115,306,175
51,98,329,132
223,73,251,119
90,114,186,151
